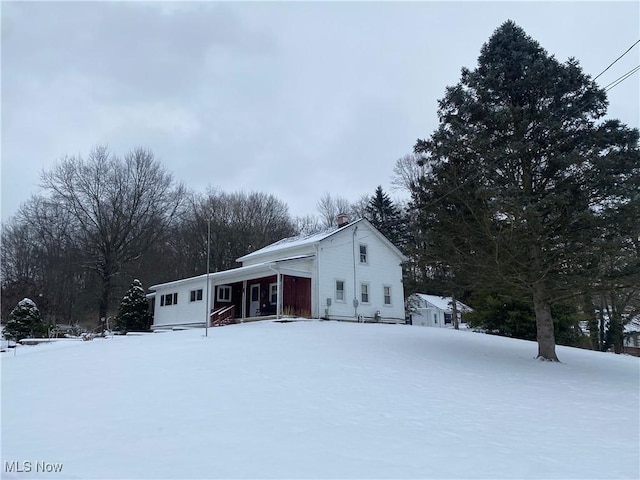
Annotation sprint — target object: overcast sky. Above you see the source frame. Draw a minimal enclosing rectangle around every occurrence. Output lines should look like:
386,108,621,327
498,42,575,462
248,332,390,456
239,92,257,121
2,1,639,222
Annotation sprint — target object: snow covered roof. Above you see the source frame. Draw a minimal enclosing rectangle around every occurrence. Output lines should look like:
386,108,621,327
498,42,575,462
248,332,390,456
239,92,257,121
236,220,358,263
413,294,473,312
624,316,640,334
149,255,315,290
237,218,407,264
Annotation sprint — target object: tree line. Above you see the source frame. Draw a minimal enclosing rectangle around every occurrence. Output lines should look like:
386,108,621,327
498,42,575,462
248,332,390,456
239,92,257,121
2,21,638,360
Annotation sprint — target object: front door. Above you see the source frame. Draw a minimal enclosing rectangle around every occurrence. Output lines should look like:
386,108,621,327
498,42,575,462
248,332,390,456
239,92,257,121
250,284,260,316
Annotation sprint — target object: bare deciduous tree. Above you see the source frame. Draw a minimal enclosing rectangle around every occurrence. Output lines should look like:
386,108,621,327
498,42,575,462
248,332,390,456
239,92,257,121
41,146,185,323
390,154,429,193
316,192,356,228
169,189,296,277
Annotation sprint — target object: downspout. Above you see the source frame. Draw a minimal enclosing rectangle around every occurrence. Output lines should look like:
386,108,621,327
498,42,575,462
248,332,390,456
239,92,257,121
268,264,281,320
352,225,358,319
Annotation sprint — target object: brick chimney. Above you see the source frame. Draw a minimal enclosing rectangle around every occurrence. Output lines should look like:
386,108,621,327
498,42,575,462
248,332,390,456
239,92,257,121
336,213,349,228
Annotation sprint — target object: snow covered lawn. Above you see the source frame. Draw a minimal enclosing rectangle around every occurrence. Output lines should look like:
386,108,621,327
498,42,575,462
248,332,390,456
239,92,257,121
2,320,638,479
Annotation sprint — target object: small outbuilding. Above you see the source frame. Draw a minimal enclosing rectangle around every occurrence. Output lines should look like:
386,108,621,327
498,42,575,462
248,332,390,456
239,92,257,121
407,293,473,327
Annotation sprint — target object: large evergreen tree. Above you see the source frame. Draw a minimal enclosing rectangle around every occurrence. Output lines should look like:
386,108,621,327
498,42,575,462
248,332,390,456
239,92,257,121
3,298,48,341
411,21,639,361
365,186,405,248
115,279,151,333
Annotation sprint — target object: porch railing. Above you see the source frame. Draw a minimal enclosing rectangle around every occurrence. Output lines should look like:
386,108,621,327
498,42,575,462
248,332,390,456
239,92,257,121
209,305,236,327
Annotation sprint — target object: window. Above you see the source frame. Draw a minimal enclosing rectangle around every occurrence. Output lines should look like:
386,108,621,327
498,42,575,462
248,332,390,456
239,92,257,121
359,244,368,263
217,285,232,302
190,289,203,302
269,283,278,304
361,283,369,304
383,286,391,305
160,293,178,307
444,313,452,325
335,280,345,301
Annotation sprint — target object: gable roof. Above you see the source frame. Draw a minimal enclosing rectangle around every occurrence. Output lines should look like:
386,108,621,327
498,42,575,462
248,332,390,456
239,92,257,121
237,218,407,264
413,294,473,312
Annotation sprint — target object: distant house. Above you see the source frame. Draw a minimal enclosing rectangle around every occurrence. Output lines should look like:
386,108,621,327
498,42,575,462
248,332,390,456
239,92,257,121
407,293,473,327
149,218,407,329
623,317,640,357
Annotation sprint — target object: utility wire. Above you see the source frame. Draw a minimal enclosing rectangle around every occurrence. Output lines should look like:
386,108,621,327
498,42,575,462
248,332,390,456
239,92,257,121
593,39,640,82
413,42,640,210
604,65,640,91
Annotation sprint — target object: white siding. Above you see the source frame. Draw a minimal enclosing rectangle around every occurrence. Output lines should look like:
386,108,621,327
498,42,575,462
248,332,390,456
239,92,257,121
413,308,446,327
152,277,209,328
317,222,405,322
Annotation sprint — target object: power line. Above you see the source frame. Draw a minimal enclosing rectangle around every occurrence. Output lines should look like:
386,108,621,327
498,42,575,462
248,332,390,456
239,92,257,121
604,65,640,91
413,42,640,211
593,39,640,82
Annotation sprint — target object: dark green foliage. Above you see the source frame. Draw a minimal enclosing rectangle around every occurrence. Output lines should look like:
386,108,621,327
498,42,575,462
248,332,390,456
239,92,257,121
467,292,585,347
410,20,639,360
364,186,406,249
115,279,151,333
466,293,537,341
3,298,48,341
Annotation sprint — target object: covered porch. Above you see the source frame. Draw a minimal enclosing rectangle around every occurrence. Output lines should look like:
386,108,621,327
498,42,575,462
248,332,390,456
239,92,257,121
205,257,313,326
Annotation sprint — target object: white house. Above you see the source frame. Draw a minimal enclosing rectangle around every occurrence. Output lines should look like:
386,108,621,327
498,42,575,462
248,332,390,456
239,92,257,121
407,293,473,328
149,218,408,329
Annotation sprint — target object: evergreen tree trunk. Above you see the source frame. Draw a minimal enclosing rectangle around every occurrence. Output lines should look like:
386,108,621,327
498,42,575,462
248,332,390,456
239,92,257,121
584,294,599,350
608,297,623,354
533,284,558,361
452,293,459,330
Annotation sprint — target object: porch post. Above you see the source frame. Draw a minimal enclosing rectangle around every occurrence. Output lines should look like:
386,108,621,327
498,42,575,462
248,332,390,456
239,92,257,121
276,273,282,319
242,280,247,322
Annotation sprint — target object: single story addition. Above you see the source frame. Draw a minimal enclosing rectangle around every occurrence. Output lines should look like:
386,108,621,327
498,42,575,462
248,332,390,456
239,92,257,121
149,218,407,329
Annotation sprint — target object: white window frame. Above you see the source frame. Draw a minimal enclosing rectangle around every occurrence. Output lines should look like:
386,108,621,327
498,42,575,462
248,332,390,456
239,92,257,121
269,283,278,305
383,285,392,306
335,280,345,302
359,244,368,264
190,289,203,302
360,283,370,304
217,285,232,303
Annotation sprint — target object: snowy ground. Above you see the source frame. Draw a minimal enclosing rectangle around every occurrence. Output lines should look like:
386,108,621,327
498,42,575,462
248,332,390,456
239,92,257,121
2,320,639,479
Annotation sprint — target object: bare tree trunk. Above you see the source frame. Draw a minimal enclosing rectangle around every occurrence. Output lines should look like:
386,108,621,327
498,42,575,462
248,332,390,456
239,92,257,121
99,275,111,329
533,283,559,361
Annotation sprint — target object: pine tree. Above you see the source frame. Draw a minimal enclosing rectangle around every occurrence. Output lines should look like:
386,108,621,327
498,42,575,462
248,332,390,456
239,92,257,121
365,186,405,248
411,21,639,361
3,298,48,341
115,279,151,333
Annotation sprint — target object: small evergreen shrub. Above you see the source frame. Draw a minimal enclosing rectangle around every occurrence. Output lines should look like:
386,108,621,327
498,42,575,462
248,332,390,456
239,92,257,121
115,279,151,333
3,298,48,341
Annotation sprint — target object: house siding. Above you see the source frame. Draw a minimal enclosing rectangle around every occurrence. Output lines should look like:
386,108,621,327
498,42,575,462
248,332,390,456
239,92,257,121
153,276,208,328
318,222,405,322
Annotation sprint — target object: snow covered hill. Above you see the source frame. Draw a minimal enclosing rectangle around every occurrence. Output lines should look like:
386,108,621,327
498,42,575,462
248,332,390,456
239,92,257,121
2,320,639,479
